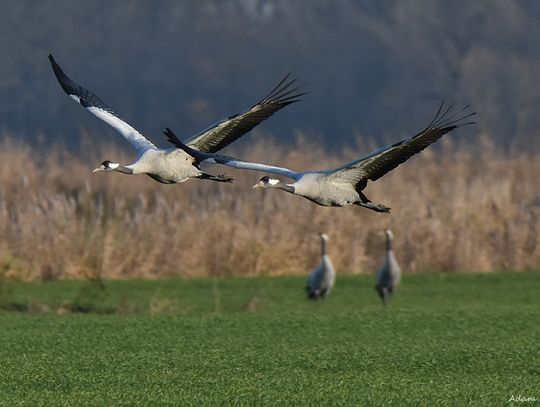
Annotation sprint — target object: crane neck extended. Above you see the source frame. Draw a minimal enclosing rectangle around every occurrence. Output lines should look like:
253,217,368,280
116,165,134,174
321,237,327,255
274,181,295,194
386,235,393,252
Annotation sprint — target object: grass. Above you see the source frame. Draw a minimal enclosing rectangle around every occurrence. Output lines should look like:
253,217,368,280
0,272,539,406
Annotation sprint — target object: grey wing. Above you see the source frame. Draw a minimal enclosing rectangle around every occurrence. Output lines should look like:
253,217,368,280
307,265,324,292
182,73,305,153
49,55,157,155
213,159,300,180
376,264,391,289
326,101,475,189
164,128,301,180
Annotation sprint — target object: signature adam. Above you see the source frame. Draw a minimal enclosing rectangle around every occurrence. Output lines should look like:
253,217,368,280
508,395,537,403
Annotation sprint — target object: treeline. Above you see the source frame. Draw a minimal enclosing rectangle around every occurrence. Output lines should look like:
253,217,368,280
1,0,539,150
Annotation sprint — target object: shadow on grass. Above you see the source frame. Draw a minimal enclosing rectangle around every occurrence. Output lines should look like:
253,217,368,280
0,278,116,315
68,278,115,314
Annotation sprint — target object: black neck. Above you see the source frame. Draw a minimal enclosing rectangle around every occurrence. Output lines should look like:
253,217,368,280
276,182,295,194
116,165,134,175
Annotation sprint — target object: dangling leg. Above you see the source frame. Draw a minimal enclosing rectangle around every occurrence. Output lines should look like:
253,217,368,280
382,289,389,306
198,172,234,183
376,286,389,306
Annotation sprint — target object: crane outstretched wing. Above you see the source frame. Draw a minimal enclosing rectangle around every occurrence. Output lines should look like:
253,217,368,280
49,54,156,155
327,101,476,190
179,73,306,153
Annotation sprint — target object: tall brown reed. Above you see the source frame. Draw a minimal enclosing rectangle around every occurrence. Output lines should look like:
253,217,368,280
0,133,538,280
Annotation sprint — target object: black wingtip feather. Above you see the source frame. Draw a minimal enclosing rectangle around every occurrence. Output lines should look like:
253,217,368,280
417,100,476,138
427,98,446,129
164,127,182,147
48,55,79,95
49,55,114,113
263,72,294,101
260,73,307,106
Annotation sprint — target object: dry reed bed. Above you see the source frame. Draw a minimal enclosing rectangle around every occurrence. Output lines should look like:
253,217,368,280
0,135,538,280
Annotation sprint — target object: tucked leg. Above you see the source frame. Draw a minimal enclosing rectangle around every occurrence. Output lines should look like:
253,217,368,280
356,191,391,212
198,172,234,183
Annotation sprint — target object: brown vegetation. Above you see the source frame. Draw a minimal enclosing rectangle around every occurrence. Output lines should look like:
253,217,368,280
0,134,539,280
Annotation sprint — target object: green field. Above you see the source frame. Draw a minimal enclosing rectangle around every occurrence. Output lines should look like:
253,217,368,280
0,273,538,406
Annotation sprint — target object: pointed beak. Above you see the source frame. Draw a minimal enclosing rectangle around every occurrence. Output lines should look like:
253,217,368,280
92,167,104,173
252,181,263,189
